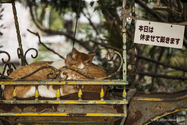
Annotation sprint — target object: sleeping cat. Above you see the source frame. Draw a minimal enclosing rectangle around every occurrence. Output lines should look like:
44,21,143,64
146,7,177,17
3,55,88,100
72,47,95,65
64,48,107,93
3,48,107,100
63,64,108,93
3,47,94,100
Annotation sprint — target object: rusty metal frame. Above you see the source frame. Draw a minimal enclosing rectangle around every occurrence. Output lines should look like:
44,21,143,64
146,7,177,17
0,0,128,124
0,118,122,125
125,90,187,125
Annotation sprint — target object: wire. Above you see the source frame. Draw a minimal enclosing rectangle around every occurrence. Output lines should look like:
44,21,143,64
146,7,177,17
73,0,82,47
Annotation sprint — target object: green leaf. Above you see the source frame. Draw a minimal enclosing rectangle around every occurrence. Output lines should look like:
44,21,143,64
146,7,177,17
90,1,94,7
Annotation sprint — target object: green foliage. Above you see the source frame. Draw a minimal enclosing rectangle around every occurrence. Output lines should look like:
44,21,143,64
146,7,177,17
39,0,86,15
93,0,123,48
48,8,64,30
90,1,95,7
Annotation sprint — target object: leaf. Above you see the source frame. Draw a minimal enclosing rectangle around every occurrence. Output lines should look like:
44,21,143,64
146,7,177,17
90,1,94,7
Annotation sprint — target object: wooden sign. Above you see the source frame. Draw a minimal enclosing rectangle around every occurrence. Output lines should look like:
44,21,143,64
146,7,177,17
134,20,185,49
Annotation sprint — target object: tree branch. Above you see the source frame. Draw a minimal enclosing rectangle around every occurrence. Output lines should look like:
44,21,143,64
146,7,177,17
135,0,167,22
136,54,187,72
138,72,187,80
27,29,65,59
82,11,100,36
89,39,123,52
176,0,183,12
27,1,93,52
38,4,47,25
183,38,187,48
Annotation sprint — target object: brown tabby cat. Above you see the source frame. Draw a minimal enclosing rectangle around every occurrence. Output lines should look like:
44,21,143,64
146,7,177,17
67,48,107,92
3,55,88,100
63,64,108,93
72,47,95,65
3,47,93,100
3,48,107,100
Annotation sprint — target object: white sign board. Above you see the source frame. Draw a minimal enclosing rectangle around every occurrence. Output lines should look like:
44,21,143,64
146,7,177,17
134,20,185,49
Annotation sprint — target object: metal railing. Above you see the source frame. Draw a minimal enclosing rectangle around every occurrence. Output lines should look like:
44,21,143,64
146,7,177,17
0,0,128,124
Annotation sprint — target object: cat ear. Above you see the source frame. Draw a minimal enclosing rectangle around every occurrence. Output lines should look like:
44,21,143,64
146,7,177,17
89,54,95,60
72,47,79,55
65,54,73,64
86,54,95,64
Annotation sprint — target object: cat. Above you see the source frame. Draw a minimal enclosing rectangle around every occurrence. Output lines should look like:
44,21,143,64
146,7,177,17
66,48,107,93
48,47,94,69
2,47,94,100
3,55,88,100
63,64,108,93
72,47,95,65
3,48,107,100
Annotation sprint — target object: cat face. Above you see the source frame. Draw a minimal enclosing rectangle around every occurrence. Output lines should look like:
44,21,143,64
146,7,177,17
72,47,95,65
65,54,85,69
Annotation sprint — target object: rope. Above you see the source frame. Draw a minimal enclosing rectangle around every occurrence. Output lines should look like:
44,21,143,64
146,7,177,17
11,0,26,66
73,0,82,47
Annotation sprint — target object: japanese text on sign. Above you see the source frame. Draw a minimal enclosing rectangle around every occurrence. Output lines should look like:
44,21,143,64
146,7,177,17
134,20,185,49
